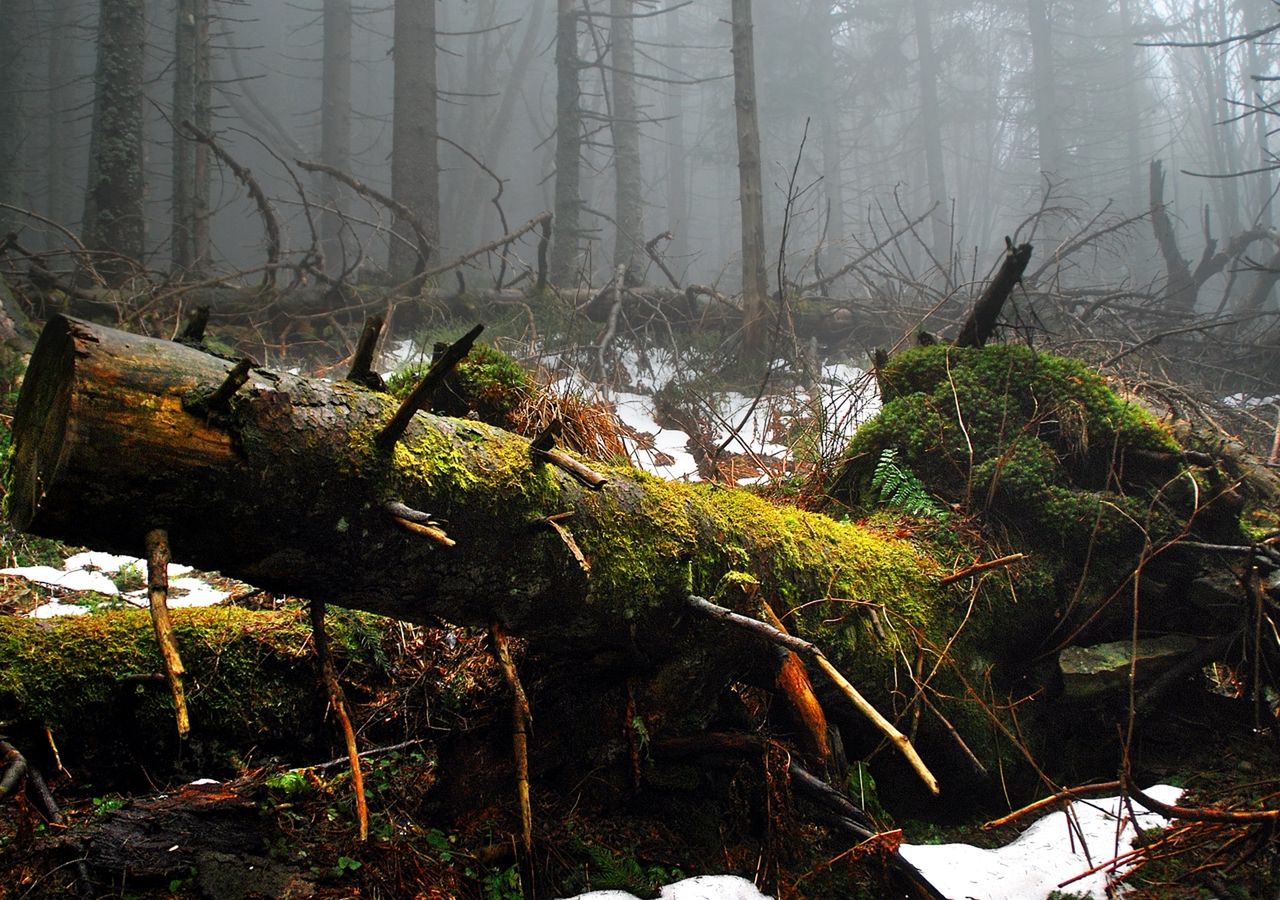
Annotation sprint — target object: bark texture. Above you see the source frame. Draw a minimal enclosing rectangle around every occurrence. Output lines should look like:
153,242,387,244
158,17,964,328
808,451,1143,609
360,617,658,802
82,0,146,278
731,0,769,356
390,0,440,280
551,0,583,285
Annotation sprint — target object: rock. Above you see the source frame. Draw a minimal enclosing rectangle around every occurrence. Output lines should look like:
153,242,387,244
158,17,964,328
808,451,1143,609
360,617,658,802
1059,635,1202,702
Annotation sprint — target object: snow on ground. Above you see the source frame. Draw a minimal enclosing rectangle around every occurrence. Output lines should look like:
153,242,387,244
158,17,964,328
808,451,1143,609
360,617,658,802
900,785,1184,900
561,875,769,900
560,786,1183,900
2,551,230,618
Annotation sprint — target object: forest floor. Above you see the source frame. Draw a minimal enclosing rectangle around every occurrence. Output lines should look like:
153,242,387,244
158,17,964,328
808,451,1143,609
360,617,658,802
2,557,1278,900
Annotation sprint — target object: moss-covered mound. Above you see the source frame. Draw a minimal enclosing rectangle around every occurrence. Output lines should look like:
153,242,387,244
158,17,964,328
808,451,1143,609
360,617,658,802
0,606,390,779
829,344,1238,648
389,342,533,430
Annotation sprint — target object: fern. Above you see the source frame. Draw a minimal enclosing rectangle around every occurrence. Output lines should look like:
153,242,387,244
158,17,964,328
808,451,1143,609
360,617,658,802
871,448,949,521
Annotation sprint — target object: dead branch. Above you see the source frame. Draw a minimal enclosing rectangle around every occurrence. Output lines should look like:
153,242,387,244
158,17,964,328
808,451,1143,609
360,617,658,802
183,122,281,287
145,528,190,738
310,599,369,841
685,594,940,796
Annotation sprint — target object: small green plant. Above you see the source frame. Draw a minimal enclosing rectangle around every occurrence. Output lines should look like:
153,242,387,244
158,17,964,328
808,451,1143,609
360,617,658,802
112,562,146,593
871,448,950,522
265,769,313,797
482,863,522,900
92,794,127,816
331,855,362,878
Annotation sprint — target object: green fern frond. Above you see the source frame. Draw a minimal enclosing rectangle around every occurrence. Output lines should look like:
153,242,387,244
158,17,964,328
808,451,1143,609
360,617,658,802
871,448,950,521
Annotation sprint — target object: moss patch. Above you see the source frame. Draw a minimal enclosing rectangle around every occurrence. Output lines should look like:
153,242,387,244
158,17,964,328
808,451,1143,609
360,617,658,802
0,606,390,777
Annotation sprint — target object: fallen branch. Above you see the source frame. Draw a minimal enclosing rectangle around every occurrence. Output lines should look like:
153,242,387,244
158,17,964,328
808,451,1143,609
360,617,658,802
145,528,190,738
686,594,940,796
311,599,368,841
982,780,1122,830
491,620,533,856
940,553,1025,585
184,122,281,287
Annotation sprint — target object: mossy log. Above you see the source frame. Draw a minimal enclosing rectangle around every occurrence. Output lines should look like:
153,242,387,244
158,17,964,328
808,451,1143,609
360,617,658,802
11,316,943,660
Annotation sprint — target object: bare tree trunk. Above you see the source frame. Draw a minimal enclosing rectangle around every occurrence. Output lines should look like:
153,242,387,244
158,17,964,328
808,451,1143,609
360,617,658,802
730,0,769,357
663,1,689,266
320,0,352,263
46,0,79,238
910,0,952,273
550,0,583,286
609,0,644,285
812,0,845,279
1027,0,1062,178
172,0,211,275
0,0,29,235
82,0,147,280
451,0,545,250
389,0,440,281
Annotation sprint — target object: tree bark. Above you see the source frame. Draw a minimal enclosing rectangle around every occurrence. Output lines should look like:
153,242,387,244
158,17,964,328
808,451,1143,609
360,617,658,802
320,0,352,263
609,0,644,285
82,0,147,280
172,0,211,275
390,0,440,281
730,0,769,357
550,0,584,286
663,1,689,267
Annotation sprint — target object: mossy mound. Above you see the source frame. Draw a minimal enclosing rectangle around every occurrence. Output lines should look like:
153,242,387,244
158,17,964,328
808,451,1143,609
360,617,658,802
389,342,533,431
835,344,1181,547
0,606,390,780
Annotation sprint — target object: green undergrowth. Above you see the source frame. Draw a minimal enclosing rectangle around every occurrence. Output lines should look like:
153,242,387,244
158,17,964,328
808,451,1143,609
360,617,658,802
0,605,391,780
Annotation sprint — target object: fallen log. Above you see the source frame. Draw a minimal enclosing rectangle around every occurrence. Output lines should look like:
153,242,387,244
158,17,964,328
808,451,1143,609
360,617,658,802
10,315,947,688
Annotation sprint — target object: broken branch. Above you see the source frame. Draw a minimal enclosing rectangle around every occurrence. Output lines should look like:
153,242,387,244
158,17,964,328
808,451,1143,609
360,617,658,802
686,594,940,796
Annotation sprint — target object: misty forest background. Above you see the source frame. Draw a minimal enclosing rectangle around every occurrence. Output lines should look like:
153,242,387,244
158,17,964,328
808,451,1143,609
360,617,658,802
2,0,1280,432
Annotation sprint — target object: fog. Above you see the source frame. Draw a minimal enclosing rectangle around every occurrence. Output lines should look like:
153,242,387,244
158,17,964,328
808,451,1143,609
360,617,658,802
1,0,1278,397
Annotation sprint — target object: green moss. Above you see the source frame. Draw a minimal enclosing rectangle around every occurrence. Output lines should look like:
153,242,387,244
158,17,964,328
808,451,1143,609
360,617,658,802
838,343,1190,546
388,342,533,431
0,606,390,774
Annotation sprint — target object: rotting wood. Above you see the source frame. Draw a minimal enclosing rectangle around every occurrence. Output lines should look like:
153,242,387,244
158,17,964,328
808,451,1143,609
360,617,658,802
759,598,832,772
954,238,1033,348
145,527,190,738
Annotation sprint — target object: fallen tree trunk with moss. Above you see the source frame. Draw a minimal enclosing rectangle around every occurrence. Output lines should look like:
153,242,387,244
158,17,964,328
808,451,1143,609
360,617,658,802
8,315,1274,809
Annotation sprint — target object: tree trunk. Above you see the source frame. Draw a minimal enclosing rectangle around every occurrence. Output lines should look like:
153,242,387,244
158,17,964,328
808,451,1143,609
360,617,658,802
390,0,441,281
46,0,80,240
0,0,30,236
550,0,583,286
172,0,211,275
663,1,689,267
82,0,147,280
320,0,352,264
609,0,644,285
1027,0,1062,178
910,0,951,274
812,0,845,280
730,0,769,357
